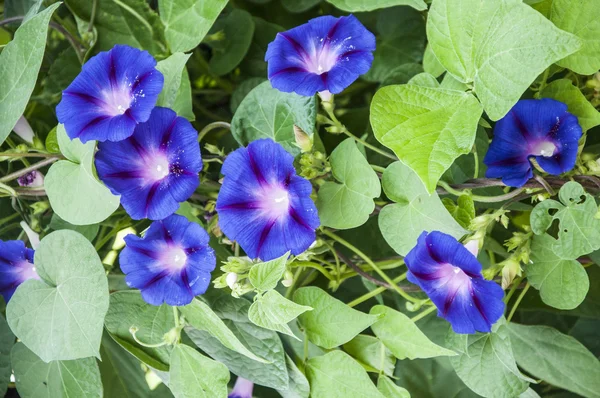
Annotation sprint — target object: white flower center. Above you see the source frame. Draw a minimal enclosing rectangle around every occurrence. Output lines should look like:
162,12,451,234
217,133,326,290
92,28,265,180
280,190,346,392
531,141,556,157
102,84,133,117
162,246,188,272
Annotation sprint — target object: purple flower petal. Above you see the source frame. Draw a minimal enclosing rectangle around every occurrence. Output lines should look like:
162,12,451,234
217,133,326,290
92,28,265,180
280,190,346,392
484,99,582,187
216,139,319,261
120,214,216,306
229,377,254,398
57,45,164,143
0,240,39,301
95,107,202,220
266,15,375,96
17,171,44,188
404,231,505,334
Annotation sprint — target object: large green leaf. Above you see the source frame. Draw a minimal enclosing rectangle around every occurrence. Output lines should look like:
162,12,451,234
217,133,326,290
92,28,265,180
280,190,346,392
540,79,600,132
282,0,321,13
530,181,600,259
208,9,255,76
7,230,109,362
293,287,378,349
66,0,165,55
12,342,102,397
379,162,466,256
550,0,600,75
370,84,482,192
278,355,310,398
377,375,410,398
306,351,384,398
343,335,396,376
242,17,283,77
169,344,230,398
249,290,311,338
104,291,174,371
447,324,533,398
316,138,381,229
45,125,120,226
507,323,600,398
231,81,316,156
427,0,580,120
0,3,60,145
0,316,14,396
159,0,228,53
156,53,194,121
248,252,289,291
184,294,289,390
527,233,589,310
324,0,426,12
49,214,99,242
371,306,456,360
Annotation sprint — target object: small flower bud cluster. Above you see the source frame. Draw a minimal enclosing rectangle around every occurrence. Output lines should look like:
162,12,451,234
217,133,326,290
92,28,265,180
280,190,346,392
299,151,330,180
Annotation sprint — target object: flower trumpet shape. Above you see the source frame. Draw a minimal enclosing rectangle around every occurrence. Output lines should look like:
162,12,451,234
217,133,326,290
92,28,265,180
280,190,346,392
0,240,39,301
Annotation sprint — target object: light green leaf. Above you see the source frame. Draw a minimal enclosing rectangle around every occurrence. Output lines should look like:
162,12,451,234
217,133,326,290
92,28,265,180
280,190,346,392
49,213,99,242
231,81,316,156
248,252,289,291
371,305,456,360
12,343,103,398
248,290,312,338
423,44,445,78
540,79,600,132
343,335,396,376
370,84,482,192
66,0,165,55
442,195,475,229
208,9,255,76
293,287,378,349
169,344,230,398
104,291,174,371
306,351,384,398
550,0,600,75
377,375,411,398
527,233,589,310
7,230,109,362
530,181,600,259
159,0,228,53
178,298,267,363
46,125,120,226
316,138,381,229
184,294,289,390
381,64,424,87
0,3,60,145
427,0,581,120
156,52,194,120
507,323,600,398
324,0,426,12
447,324,533,398
378,162,466,256
278,355,310,398
408,72,440,88
0,316,14,396
440,73,469,91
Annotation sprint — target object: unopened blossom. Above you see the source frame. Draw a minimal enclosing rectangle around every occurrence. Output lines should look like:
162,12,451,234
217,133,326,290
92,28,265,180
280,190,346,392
12,116,35,144
95,107,202,220
484,99,582,187
404,231,505,334
216,139,319,261
119,214,216,306
0,240,39,301
17,171,44,188
57,44,163,143
229,377,254,398
265,15,375,96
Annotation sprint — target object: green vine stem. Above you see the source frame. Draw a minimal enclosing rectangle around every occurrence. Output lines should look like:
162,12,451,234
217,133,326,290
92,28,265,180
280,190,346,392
410,305,438,322
437,180,528,203
348,273,407,307
129,326,169,348
198,121,231,142
507,282,531,322
0,157,60,183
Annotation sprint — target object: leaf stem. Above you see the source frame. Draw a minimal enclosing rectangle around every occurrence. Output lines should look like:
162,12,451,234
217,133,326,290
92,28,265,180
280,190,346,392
410,305,437,322
507,282,530,322
347,273,407,308
0,157,60,183
437,180,526,203
293,261,334,281
129,327,168,348
472,144,479,179
198,121,231,142
0,152,61,159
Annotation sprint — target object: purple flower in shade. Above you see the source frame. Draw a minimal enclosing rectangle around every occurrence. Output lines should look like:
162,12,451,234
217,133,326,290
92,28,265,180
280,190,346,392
120,214,216,306
484,99,582,187
95,107,202,221
265,15,375,97
0,240,40,302
216,139,319,261
56,44,164,143
404,231,505,334
229,377,254,398
17,171,44,188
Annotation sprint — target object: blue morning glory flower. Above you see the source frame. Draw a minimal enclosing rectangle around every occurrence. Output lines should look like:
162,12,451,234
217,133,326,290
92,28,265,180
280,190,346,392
265,15,375,96
120,214,216,306
229,377,253,398
57,45,164,143
216,139,319,261
404,231,505,334
95,107,202,221
0,240,39,302
484,99,582,187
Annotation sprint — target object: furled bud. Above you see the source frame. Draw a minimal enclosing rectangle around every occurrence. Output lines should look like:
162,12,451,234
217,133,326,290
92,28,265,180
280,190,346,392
17,171,44,188
12,116,34,144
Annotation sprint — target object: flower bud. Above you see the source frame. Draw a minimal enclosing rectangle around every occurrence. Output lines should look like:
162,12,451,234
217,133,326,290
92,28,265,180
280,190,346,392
225,272,238,289
17,171,44,188
293,125,313,153
12,116,34,144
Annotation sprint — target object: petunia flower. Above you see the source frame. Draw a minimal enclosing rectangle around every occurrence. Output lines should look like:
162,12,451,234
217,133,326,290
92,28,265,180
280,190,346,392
216,139,319,261
265,15,375,97
56,44,164,143
484,99,582,187
229,377,254,398
119,214,216,306
0,240,40,302
404,231,505,334
95,107,202,221
17,171,44,188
